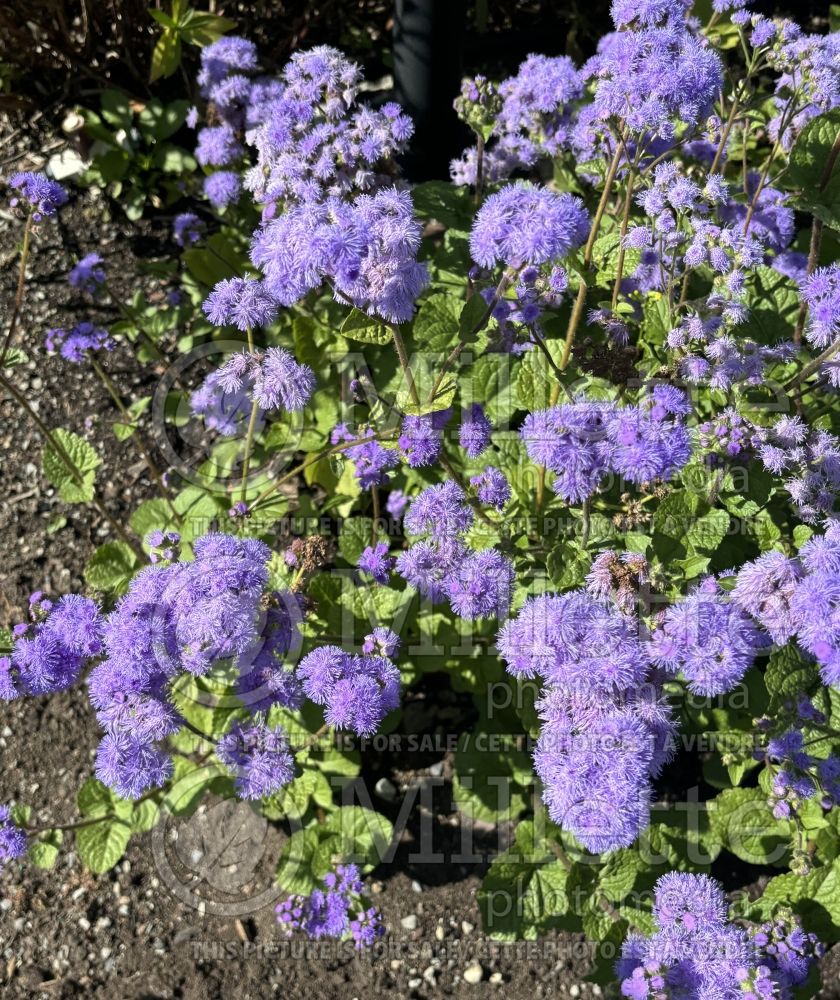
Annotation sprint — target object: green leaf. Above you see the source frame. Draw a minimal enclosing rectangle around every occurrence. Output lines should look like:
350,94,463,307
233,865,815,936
150,29,182,82
77,817,132,874
139,98,190,140
412,294,461,352
178,10,237,45
338,517,375,564
765,643,819,710
84,541,141,595
130,498,175,539
411,180,473,229
707,788,789,865
477,820,580,941
340,309,392,345
788,108,840,229
99,89,133,130
29,829,63,869
42,428,101,503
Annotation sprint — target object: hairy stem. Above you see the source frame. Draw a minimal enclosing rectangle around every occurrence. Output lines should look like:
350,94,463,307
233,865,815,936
239,398,262,502
0,211,33,365
390,324,420,407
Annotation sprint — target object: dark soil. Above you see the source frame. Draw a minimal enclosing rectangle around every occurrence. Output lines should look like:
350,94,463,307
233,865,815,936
1,114,840,1000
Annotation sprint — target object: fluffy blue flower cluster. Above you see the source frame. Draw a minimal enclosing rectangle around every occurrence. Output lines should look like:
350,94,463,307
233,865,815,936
7,171,67,220
190,347,315,437
0,806,27,870
521,387,691,503
497,589,675,852
0,592,103,699
731,521,840,688
396,482,515,621
250,187,428,323
88,533,304,798
651,577,768,696
67,253,106,295
753,416,840,523
451,54,583,186
617,873,820,999
44,323,115,364
276,863,384,948
298,630,401,737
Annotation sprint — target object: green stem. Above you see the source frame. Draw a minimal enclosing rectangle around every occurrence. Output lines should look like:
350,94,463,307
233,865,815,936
239,397,262,502
24,787,160,836
0,211,33,365
391,324,420,407
559,141,625,371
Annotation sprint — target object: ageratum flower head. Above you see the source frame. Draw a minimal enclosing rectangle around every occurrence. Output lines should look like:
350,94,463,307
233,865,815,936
2,594,103,699
68,253,106,295
331,425,399,489
44,323,115,364
89,534,303,798
216,720,295,799
203,170,242,210
276,863,384,948
450,54,583,185
251,188,429,323
173,212,204,247
469,182,589,269
459,403,493,459
470,467,511,510
732,551,802,645
650,580,768,696
7,171,67,220
298,645,400,736
617,872,822,998
212,348,316,412
0,806,27,869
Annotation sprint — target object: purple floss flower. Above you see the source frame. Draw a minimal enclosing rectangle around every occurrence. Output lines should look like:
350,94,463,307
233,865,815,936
650,581,768,696
443,548,515,620
95,732,173,799
173,212,204,247
362,626,401,658
254,347,316,411
298,646,400,736
653,871,727,932
521,400,616,503
610,0,690,27
357,542,394,584
790,569,840,687
459,403,493,458
68,253,106,294
198,36,258,92
333,426,399,489
45,322,115,364
396,539,468,603
753,914,824,991
470,466,511,510
0,806,27,867
203,170,242,209
216,720,295,799
276,863,383,947
8,171,67,220
203,278,277,331
498,589,651,692
190,369,256,437
469,182,589,268
403,481,474,540
398,410,449,467
235,598,304,714
195,124,243,167
732,551,802,645
606,387,692,486
6,594,103,697
800,263,840,350
385,489,408,519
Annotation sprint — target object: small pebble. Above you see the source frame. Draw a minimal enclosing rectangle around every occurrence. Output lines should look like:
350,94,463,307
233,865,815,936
461,920,474,935
463,963,483,985
400,914,418,931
